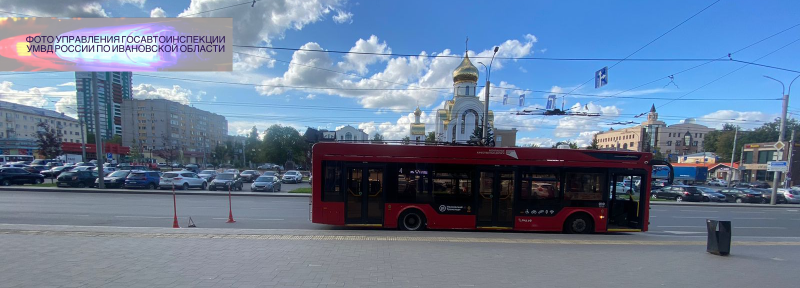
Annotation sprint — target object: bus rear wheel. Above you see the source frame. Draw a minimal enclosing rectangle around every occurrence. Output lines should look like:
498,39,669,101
564,214,593,234
398,210,426,231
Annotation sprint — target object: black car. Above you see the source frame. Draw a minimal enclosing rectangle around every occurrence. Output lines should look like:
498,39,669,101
41,166,74,178
240,170,261,183
718,188,764,203
0,167,45,185
95,170,131,189
751,188,786,204
750,181,771,189
652,185,704,202
57,170,98,188
209,173,243,191
24,165,49,174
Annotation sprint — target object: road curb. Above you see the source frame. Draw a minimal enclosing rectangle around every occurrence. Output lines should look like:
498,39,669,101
0,187,311,197
650,201,791,208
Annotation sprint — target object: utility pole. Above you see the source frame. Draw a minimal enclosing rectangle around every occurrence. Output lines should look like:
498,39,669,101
765,76,790,205
78,110,86,162
727,127,738,187
91,72,104,189
479,46,499,146
242,138,246,169
787,130,795,188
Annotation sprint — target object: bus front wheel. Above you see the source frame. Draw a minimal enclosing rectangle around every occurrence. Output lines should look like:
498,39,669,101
398,210,426,231
564,213,593,234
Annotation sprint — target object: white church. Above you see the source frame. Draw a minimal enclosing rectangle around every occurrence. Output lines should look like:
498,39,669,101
431,51,516,146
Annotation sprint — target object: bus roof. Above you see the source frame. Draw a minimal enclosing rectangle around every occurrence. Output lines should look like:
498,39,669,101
312,142,652,167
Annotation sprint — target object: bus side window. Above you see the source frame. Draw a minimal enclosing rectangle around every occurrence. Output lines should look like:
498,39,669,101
564,173,604,201
322,161,343,202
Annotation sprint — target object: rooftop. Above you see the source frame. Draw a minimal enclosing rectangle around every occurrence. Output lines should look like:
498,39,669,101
0,101,77,122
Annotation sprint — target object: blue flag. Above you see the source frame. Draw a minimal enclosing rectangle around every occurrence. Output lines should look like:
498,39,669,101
503,94,508,105
546,95,556,110
519,94,525,107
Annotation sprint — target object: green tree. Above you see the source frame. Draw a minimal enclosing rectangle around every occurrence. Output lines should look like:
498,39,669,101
35,122,62,159
471,120,495,146
210,145,228,168
425,131,436,143
371,133,385,144
86,133,95,145
107,135,122,144
261,125,307,166
653,148,664,161
401,136,411,145
587,137,599,150
245,126,261,165
529,143,539,148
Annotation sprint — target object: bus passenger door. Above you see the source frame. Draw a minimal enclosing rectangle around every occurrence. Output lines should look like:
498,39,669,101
344,165,384,225
607,173,645,231
476,169,515,229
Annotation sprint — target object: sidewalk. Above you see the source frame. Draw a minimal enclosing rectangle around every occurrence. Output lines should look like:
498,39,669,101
650,200,794,208
0,186,311,197
0,224,798,288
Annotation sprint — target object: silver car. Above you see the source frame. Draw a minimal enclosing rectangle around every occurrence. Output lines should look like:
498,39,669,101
251,176,281,192
779,188,800,204
281,170,302,184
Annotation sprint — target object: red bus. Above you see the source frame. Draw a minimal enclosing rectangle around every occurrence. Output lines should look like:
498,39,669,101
310,143,672,234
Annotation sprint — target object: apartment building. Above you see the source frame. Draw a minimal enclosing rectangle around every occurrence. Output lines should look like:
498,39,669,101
0,101,82,156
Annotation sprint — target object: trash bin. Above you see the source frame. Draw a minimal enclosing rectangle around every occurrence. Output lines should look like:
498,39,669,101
706,219,731,256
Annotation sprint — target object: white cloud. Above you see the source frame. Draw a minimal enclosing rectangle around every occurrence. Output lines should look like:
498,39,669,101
0,81,74,109
698,110,775,129
305,94,316,100
132,84,194,105
0,0,110,17
554,102,620,139
256,34,538,112
149,7,166,17
233,50,276,71
57,82,76,87
517,137,555,147
337,35,391,75
118,0,145,8
179,0,347,69
55,96,78,119
332,10,353,24
355,110,438,140
228,120,304,136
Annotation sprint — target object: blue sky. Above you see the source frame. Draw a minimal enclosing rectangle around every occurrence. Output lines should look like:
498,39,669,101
1,0,798,147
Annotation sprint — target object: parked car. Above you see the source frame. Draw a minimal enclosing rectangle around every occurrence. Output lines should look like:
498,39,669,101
45,161,64,168
718,188,764,203
96,170,131,188
24,165,49,173
209,173,242,191
281,170,302,184
184,164,199,172
751,188,786,204
735,182,753,188
41,165,74,178
697,187,727,202
2,163,27,168
779,188,800,204
117,165,148,171
197,170,218,182
0,167,45,185
224,169,240,175
251,176,281,192
240,170,261,183
31,159,59,166
72,166,96,172
750,181,771,189
160,171,207,190
261,171,279,178
124,171,161,189
56,170,98,188
707,179,728,187
651,185,703,202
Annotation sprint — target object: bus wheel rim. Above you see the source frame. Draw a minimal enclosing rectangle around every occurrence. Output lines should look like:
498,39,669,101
572,219,586,232
405,214,420,230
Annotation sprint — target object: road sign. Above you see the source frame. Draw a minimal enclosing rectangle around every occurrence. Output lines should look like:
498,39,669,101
774,141,785,150
106,152,112,159
767,161,788,172
595,66,608,88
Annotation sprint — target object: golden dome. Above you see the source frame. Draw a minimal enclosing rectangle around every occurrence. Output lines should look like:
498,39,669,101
414,106,422,116
452,54,479,83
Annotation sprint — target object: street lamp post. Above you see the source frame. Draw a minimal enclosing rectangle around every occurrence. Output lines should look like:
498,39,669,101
764,75,800,205
478,46,499,146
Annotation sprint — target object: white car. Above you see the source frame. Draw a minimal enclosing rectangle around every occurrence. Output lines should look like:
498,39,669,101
281,170,302,183
159,171,207,190
779,188,800,204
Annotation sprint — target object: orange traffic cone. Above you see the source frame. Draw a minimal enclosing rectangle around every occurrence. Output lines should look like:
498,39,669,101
227,184,236,223
172,184,180,228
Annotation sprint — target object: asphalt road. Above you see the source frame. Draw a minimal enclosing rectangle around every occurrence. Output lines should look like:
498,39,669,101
2,189,800,237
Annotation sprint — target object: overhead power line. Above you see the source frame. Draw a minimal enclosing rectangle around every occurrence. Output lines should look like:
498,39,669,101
558,0,722,110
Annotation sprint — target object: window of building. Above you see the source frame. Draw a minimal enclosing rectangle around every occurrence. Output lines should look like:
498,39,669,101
757,151,774,164
743,151,753,164
667,141,672,146
684,134,691,146
693,141,698,146
564,172,604,201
